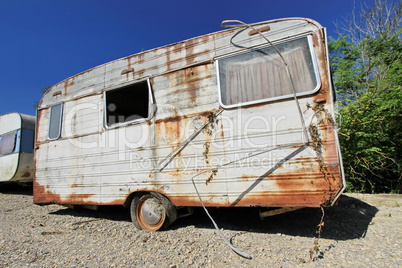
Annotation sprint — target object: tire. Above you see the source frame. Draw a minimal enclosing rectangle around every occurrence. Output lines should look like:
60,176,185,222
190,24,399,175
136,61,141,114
130,192,177,231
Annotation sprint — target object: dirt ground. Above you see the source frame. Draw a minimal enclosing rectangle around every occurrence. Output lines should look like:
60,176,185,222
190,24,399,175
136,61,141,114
0,185,401,267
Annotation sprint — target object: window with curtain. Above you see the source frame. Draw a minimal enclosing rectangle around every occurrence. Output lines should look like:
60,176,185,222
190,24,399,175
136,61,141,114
217,36,320,108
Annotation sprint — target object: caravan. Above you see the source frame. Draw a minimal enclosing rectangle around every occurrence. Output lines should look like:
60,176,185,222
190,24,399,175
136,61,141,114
0,113,35,184
34,18,345,231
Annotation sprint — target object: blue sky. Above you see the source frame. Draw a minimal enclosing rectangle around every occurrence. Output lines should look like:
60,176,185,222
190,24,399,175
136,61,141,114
0,0,374,116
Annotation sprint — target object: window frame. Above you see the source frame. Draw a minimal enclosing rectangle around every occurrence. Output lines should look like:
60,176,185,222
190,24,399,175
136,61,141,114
0,130,18,156
103,78,154,129
216,34,321,109
20,129,35,153
48,103,64,140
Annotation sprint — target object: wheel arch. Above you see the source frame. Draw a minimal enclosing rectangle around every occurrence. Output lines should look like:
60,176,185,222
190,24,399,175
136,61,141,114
123,190,174,208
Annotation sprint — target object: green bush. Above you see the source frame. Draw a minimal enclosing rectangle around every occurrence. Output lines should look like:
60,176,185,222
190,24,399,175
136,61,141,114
330,26,401,193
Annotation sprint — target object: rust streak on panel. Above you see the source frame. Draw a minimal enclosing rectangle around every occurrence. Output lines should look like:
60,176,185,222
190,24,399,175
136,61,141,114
231,193,325,208
53,91,62,97
33,180,63,204
65,193,96,203
121,68,134,75
184,68,199,101
185,39,195,66
34,179,128,206
248,25,270,36
153,110,214,125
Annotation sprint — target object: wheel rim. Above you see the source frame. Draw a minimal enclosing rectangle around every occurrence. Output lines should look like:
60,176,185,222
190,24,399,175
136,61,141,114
136,196,166,231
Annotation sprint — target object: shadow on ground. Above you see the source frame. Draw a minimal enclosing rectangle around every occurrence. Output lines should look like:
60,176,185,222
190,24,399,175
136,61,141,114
42,194,378,241
49,205,132,222
0,185,379,241
171,194,378,241
0,183,33,196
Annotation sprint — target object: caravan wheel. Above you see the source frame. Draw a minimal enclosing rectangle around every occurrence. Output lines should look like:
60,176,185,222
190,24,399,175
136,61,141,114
130,193,177,231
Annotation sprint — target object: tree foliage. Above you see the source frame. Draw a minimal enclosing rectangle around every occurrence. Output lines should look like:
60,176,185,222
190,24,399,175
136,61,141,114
330,0,401,193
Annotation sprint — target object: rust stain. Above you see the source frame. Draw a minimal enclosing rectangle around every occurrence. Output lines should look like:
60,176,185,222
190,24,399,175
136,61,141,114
165,64,212,103
33,180,62,204
312,33,319,47
249,25,270,36
154,110,214,125
65,193,96,203
163,37,211,72
107,198,128,206
200,34,210,45
166,48,172,72
230,193,325,208
310,57,343,207
63,78,75,96
315,98,326,103
184,68,198,101
121,68,134,75
184,39,196,66
137,53,145,65
162,119,181,145
220,123,225,138
53,91,62,97
34,180,128,206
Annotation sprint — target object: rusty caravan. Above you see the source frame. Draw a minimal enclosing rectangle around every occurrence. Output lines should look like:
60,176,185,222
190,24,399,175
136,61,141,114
0,113,35,184
34,18,345,231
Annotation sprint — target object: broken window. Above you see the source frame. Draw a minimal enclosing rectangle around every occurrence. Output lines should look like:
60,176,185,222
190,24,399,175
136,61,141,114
105,79,152,127
217,36,320,108
0,131,17,156
48,103,63,140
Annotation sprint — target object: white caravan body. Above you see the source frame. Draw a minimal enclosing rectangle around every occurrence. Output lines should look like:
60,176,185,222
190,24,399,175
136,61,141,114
34,18,345,230
0,113,35,183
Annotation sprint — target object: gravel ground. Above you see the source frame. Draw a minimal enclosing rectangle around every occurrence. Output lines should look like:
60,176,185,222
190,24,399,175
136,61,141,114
0,185,401,267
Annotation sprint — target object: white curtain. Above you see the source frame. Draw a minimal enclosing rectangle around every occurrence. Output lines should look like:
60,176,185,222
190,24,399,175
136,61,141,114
223,47,315,105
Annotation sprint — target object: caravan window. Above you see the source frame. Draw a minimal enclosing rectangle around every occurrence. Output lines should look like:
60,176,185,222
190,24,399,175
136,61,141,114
20,129,34,153
217,36,320,108
105,79,152,127
0,131,17,156
48,103,63,140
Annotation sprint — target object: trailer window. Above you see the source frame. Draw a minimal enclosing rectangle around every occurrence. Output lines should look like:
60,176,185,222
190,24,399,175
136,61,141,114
20,129,34,153
217,36,320,108
0,130,17,156
48,103,63,140
105,80,151,127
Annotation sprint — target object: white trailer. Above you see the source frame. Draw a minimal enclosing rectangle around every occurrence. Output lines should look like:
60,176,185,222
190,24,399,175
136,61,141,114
0,113,35,184
34,18,345,231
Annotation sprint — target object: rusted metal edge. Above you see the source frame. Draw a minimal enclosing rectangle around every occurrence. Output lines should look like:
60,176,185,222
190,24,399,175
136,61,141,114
37,91,104,111
321,27,347,205
248,25,271,36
